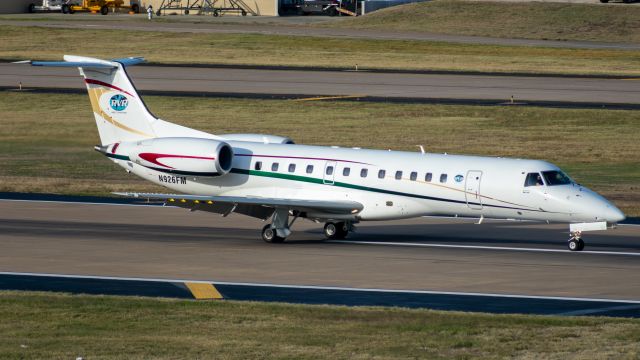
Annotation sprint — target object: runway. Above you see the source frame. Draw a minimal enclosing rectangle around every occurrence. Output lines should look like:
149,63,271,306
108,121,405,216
2,63,640,106
1,199,639,309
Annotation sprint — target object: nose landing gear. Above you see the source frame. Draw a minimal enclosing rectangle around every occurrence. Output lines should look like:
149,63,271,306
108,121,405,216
568,231,585,251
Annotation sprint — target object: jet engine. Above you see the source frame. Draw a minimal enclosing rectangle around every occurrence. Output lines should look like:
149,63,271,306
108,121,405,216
108,137,234,176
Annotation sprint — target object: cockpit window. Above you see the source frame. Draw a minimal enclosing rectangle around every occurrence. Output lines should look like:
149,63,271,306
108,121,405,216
524,172,544,187
542,170,572,186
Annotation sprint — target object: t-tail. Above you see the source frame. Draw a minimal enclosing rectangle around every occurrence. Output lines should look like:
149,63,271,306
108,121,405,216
30,55,216,145
32,55,155,145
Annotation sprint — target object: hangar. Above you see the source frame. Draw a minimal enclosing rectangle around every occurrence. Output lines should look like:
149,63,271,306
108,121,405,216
0,0,419,17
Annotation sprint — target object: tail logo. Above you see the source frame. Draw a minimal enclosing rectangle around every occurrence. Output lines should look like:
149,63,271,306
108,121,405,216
110,94,129,111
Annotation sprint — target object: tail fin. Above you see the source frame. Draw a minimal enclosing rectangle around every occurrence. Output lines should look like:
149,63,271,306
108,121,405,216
32,55,156,145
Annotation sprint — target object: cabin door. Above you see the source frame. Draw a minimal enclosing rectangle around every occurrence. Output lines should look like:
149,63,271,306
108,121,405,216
465,170,483,210
323,161,336,185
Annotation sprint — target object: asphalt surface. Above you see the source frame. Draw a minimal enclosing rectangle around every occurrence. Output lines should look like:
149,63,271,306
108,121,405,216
1,17,639,50
1,200,639,304
3,272,640,316
3,63,640,105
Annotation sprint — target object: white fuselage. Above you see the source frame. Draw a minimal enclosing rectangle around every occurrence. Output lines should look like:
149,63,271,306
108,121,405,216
115,140,624,224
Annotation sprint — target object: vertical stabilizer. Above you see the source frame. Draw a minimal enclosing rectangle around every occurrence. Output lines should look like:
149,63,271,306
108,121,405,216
32,55,157,145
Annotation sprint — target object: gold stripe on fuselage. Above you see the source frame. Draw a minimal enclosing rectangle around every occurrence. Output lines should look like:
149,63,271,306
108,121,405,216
87,87,153,138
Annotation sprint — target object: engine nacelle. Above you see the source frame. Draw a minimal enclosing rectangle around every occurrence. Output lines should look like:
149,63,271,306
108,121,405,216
221,133,294,144
110,137,234,176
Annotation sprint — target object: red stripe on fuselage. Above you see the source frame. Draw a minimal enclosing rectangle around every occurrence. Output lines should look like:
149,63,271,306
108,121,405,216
85,79,136,98
138,153,216,169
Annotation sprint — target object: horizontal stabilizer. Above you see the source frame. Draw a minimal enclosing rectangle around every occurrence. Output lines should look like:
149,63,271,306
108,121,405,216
23,55,145,68
30,61,115,68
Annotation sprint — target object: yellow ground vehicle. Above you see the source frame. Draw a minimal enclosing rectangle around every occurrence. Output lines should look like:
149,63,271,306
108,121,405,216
63,0,140,15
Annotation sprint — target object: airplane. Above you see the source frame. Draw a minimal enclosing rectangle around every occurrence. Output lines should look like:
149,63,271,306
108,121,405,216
26,55,625,251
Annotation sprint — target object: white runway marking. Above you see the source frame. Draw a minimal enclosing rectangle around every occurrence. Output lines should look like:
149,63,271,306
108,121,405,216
2,271,640,304
328,240,640,257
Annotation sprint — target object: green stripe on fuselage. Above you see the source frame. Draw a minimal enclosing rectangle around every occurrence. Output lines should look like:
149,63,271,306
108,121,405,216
230,168,472,207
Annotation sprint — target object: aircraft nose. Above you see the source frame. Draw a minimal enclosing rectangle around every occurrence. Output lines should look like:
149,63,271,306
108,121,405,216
574,187,626,223
604,203,626,223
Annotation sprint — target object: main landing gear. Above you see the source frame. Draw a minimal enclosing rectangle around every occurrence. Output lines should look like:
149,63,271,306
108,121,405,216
568,231,585,251
323,222,350,240
260,209,353,243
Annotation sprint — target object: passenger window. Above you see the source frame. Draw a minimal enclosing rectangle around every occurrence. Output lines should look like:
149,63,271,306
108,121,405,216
255,161,262,171
306,165,314,174
271,162,279,172
395,171,403,180
288,164,296,173
343,167,350,176
410,172,417,181
378,170,386,179
326,166,334,175
425,172,432,182
360,168,368,178
525,172,545,187
440,174,447,183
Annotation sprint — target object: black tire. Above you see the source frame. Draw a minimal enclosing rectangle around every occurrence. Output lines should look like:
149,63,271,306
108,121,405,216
61,4,69,14
577,239,585,251
213,10,219,16
131,4,139,13
28,3,36,13
324,222,348,240
262,224,285,243
184,9,189,14
568,239,581,251
100,5,109,15
328,7,338,16
241,9,247,16
156,9,161,16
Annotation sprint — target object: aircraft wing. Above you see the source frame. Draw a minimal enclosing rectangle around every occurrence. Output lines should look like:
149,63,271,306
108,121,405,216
113,192,363,220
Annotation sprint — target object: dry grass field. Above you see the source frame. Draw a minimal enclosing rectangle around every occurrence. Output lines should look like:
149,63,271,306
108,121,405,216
328,0,640,43
1,25,640,76
1,291,639,359
0,92,638,215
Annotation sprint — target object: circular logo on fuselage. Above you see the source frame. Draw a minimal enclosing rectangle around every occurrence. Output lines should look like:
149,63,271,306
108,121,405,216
109,94,129,111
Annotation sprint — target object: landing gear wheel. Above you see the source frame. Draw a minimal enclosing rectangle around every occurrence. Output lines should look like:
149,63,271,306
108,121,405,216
184,9,189,14
213,10,219,16
262,224,285,243
568,238,584,252
100,5,109,15
156,9,162,16
242,10,247,16
61,4,69,13
324,222,348,240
